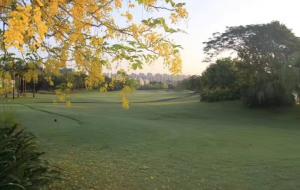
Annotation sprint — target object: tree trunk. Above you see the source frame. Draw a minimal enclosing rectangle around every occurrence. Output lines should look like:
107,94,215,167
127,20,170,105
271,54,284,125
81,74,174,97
17,76,20,98
24,78,26,96
12,72,15,100
33,81,35,98
12,85,15,99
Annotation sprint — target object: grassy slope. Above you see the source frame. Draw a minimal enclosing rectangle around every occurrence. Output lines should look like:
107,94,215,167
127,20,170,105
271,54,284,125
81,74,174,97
2,90,300,190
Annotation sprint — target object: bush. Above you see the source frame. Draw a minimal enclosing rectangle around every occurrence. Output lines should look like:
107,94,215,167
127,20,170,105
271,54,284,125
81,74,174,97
177,75,201,91
201,87,240,102
200,58,241,102
0,118,60,190
241,80,295,107
138,82,169,90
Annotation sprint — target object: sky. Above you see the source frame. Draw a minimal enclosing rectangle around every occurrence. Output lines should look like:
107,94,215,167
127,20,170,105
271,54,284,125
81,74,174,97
3,0,300,76
139,0,300,75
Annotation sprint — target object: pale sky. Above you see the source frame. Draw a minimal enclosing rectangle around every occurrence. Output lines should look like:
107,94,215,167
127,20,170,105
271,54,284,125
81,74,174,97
138,0,300,75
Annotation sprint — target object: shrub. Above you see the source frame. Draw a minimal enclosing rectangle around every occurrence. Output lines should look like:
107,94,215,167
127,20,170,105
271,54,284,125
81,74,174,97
241,80,295,107
201,87,240,102
139,82,169,90
200,58,241,102
0,119,60,190
177,75,201,91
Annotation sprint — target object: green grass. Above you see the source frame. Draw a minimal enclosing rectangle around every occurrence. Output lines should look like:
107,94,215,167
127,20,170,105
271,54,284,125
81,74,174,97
2,90,300,190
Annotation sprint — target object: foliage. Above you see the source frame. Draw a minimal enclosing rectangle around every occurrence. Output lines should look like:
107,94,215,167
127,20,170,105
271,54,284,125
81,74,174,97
239,77,296,107
97,70,138,109
177,75,201,91
204,21,300,107
201,87,240,102
0,0,187,85
0,115,60,190
200,58,240,102
0,0,187,107
0,53,21,97
107,70,138,91
139,81,169,90
0,52,43,98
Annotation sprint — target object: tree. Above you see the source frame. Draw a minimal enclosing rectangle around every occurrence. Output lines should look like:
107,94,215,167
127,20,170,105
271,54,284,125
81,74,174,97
200,58,240,102
204,21,300,106
23,54,41,98
178,75,201,91
0,0,187,106
0,53,27,99
0,53,14,98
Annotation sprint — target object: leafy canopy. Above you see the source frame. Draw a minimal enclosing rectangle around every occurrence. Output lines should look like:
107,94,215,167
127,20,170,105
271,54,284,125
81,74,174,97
0,0,187,107
204,21,300,106
200,58,240,102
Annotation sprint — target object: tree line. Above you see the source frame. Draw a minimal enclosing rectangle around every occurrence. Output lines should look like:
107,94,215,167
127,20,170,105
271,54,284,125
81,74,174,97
0,54,139,99
180,21,300,107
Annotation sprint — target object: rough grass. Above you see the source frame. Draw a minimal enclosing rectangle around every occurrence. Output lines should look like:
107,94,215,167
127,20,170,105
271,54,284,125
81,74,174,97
2,90,300,190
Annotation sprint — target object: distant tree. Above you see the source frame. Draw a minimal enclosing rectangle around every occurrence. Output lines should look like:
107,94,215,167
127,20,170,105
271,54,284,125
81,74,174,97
200,58,240,102
0,53,26,99
178,75,201,91
52,68,86,90
0,53,15,98
204,21,300,106
139,81,169,90
107,70,139,109
23,54,41,98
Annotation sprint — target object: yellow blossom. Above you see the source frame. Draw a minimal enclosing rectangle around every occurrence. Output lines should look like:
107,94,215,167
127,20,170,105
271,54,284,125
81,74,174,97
122,11,134,22
115,0,122,8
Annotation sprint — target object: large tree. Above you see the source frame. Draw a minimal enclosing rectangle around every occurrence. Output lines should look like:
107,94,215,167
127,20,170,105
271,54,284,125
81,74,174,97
204,21,300,106
0,0,187,107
